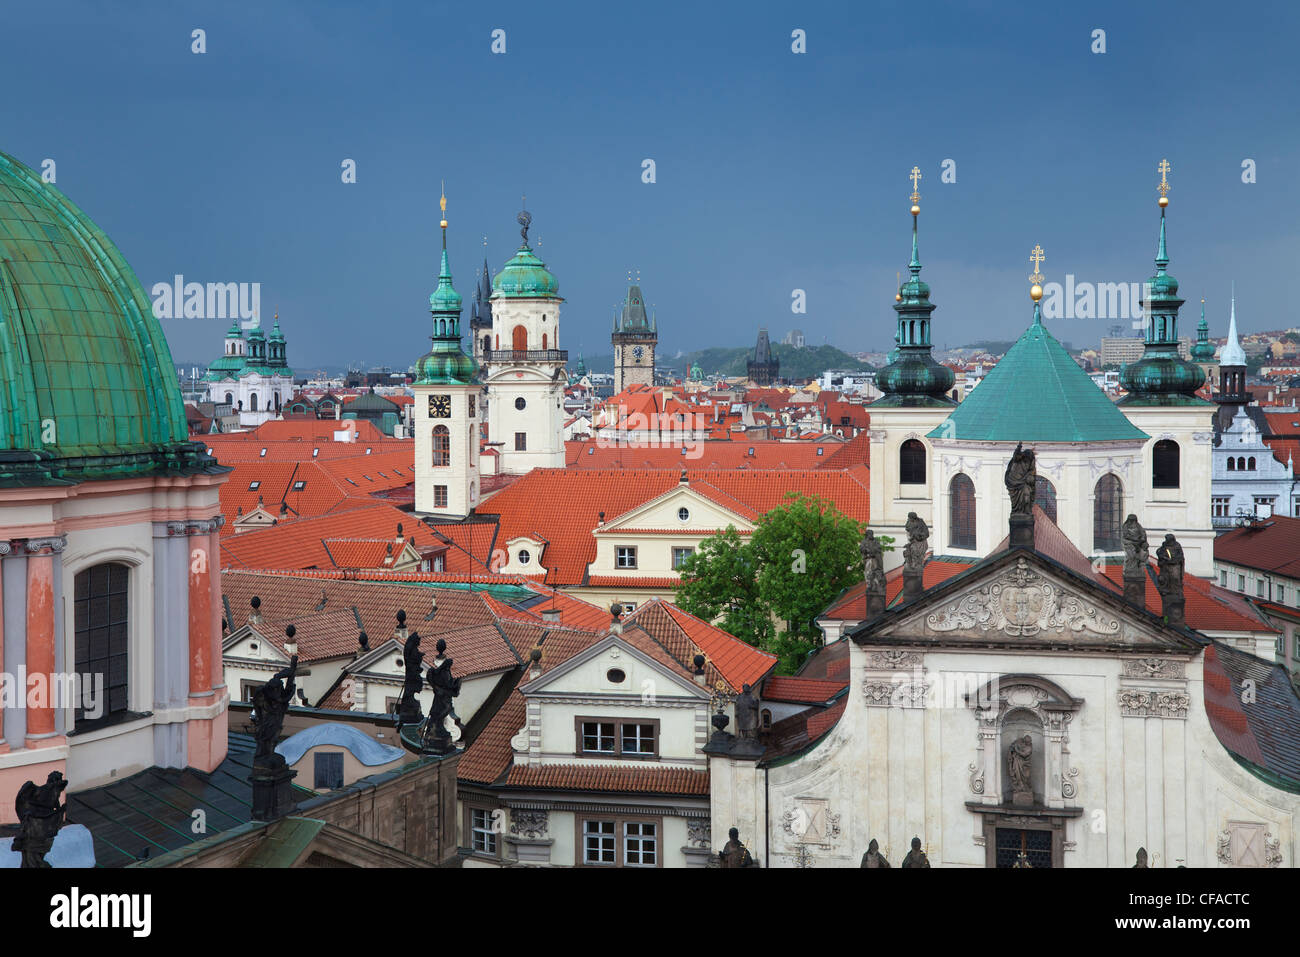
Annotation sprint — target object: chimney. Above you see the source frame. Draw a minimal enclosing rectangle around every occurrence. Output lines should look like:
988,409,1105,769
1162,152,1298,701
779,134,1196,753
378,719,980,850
610,602,623,635
248,596,263,625
528,647,542,680
541,607,561,624
394,609,408,641
597,511,605,527
358,631,370,653
279,501,288,519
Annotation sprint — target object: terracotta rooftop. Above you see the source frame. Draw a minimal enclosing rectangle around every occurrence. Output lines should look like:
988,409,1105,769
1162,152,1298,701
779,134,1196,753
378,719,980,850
1214,515,1300,579
503,764,709,795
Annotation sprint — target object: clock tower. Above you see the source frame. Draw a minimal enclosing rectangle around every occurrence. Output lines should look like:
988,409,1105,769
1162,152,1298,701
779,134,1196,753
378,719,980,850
414,190,479,520
612,281,657,393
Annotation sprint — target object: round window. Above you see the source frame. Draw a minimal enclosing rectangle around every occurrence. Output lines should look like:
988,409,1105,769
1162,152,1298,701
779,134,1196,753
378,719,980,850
678,507,690,522
607,668,626,683
518,549,531,565
515,397,527,410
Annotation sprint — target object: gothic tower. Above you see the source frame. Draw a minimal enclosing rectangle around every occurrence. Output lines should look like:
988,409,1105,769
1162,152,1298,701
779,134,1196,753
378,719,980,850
414,190,480,519
612,281,658,393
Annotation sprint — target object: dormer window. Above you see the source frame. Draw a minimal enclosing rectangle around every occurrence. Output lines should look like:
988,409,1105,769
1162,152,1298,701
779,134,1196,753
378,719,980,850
248,481,260,490
292,480,306,491
518,549,531,566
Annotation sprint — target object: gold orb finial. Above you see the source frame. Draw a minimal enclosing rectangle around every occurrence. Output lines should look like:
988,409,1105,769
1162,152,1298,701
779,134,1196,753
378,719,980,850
1157,158,1171,206
440,181,448,227
895,270,902,302
1028,244,1046,301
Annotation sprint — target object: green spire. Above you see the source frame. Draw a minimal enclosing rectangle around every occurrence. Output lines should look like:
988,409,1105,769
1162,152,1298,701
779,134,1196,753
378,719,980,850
415,190,477,385
1118,161,1210,406
874,178,955,408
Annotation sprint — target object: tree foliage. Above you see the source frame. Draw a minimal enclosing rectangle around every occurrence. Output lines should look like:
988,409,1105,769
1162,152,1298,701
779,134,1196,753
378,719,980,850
674,493,865,673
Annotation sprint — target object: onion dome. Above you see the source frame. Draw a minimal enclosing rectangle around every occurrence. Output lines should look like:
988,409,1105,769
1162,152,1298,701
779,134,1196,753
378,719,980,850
689,360,704,381
0,150,221,485
873,183,955,407
1190,298,1216,361
415,190,477,385
492,207,561,300
1118,161,1210,404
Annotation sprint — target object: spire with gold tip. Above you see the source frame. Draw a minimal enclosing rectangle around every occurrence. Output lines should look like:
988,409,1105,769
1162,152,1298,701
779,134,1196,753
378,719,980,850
415,185,477,385
874,166,955,407
1118,159,1210,405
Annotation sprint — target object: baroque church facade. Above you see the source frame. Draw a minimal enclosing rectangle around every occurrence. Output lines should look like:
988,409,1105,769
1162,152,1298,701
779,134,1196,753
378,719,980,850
866,179,1214,578
707,167,1299,868
203,314,294,428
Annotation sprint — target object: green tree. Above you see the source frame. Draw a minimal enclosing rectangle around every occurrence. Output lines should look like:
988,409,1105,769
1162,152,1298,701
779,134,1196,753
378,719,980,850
675,493,865,673
674,527,774,651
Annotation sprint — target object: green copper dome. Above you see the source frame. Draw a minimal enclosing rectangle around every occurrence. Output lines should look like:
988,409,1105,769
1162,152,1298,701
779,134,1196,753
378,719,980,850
874,209,956,408
929,302,1149,443
1118,206,1210,406
415,223,477,385
689,360,703,381
492,244,560,299
0,151,220,486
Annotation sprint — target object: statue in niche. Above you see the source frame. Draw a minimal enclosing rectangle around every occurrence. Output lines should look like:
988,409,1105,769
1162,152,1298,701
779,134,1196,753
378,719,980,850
900,836,931,868
902,512,929,574
718,827,756,868
1122,514,1148,577
1007,733,1033,804
860,838,891,868
1004,442,1036,516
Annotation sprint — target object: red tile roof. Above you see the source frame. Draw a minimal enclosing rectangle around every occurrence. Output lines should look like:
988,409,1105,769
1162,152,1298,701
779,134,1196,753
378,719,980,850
565,437,864,470
473,466,870,586
1214,515,1300,579
221,503,417,570
762,676,846,705
502,763,709,795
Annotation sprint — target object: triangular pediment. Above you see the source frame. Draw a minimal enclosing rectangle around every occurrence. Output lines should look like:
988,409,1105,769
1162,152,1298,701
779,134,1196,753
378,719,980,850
855,549,1203,654
520,633,710,700
599,484,754,533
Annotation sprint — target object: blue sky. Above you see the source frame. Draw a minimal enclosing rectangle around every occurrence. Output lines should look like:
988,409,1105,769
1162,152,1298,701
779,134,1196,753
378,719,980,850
4,0,1296,370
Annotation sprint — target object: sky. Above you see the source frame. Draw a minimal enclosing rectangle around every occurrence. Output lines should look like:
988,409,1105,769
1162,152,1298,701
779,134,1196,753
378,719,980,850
3,0,1297,372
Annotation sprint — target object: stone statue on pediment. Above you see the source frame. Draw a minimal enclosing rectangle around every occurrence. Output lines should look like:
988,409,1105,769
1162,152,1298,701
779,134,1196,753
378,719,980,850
1004,442,1036,516
1122,515,1148,577
900,836,931,868
861,530,886,615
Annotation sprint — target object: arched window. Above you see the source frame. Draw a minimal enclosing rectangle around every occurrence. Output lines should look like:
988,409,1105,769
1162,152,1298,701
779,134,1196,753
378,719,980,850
249,393,259,412
1238,457,1246,471
899,439,926,485
1093,474,1123,552
512,325,528,351
1034,476,1057,525
950,473,976,549
542,332,548,350
224,392,233,406
74,562,130,726
1152,440,1179,489
1227,457,1236,471
1248,457,1256,470
482,335,491,356
432,425,450,467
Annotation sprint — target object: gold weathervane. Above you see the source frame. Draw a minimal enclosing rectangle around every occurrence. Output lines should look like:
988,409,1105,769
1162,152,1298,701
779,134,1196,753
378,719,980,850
439,181,448,228
1157,159,1171,207
1029,244,1045,302
909,165,922,214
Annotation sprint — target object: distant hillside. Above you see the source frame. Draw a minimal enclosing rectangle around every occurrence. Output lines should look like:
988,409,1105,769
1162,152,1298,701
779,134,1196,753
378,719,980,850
674,343,874,380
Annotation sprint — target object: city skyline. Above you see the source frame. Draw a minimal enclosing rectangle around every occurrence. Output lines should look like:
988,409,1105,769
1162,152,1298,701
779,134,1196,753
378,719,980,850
3,0,1295,368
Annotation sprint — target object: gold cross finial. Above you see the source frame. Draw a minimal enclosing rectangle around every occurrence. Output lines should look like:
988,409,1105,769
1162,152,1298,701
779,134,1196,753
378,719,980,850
440,180,446,213
1029,245,1045,301
909,165,922,208
1157,159,1171,205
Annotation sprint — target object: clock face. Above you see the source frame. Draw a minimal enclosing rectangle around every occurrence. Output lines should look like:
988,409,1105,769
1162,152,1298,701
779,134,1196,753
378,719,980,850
633,346,644,361
428,394,452,418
